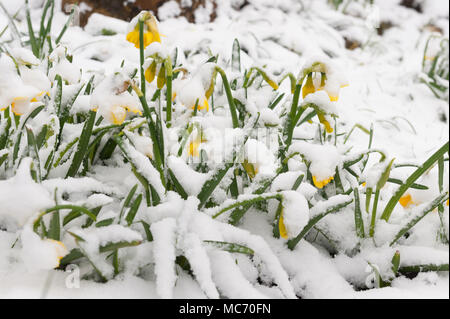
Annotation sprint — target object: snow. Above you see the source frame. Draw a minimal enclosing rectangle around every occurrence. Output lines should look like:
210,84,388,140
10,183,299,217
289,141,341,181
0,158,53,228
281,190,310,239
158,1,181,21
150,218,177,298
20,225,68,271
0,0,448,300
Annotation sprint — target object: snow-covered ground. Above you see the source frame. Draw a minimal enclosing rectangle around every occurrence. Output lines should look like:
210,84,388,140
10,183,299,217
0,0,448,298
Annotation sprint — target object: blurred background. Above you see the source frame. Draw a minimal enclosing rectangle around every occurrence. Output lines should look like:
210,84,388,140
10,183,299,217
61,0,220,26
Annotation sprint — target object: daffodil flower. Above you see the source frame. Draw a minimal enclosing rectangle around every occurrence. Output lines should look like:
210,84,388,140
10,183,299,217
300,59,348,103
174,78,210,113
317,83,349,102
192,97,209,112
90,74,142,125
312,175,334,189
20,226,69,270
126,12,161,49
317,112,333,133
279,211,288,239
399,193,414,208
46,239,69,266
187,130,207,158
302,74,316,99
242,159,258,179
0,88,48,116
0,55,50,115
145,60,157,83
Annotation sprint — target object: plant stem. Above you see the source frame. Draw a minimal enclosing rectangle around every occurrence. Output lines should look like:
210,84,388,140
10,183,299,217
138,19,146,97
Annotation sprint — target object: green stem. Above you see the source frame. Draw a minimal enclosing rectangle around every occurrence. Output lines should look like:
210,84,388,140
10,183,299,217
138,19,146,97
165,57,173,127
132,86,166,186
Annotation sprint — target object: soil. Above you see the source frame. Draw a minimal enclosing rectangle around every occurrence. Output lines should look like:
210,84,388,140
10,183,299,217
61,0,217,27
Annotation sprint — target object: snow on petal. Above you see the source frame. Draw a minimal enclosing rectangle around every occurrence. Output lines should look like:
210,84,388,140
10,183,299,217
281,191,310,239
0,158,53,227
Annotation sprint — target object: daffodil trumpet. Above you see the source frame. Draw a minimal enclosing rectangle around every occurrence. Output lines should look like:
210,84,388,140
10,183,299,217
126,12,161,49
279,211,288,239
299,58,348,103
187,130,207,158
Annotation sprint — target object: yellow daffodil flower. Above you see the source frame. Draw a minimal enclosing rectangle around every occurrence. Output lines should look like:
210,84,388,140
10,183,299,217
302,71,348,102
279,211,288,239
145,61,157,83
399,194,414,208
302,74,316,99
126,12,161,49
10,96,31,115
192,98,209,112
317,112,333,133
110,105,127,125
318,83,349,102
313,175,334,189
1,90,49,116
188,132,207,157
242,159,258,179
46,239,69,266
106,105,142,125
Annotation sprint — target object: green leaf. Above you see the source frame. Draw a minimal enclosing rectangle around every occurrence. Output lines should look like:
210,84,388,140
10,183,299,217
125,194,143,226
204,240,254,255
140,221,153,241
268,93,285,110
197,115,259,208
59,248,83,268
213,194,282,219
66,110,96,177
119,184,138,220
377,158,395,189
25,0,39,57
390,192,449,246
391,250,400,276
63,210,82,226
198,162,234,209
231,38,241,72
287,197,354,250
34,205,97,232
25,126,41,181
99,240,141,253
13,105,45,165
55,4,75,44
47,211,60,241
353,188,365,238
0,152,8,167
387,178,429,190
168,169,188,200
398,263,449,274
381,141,449,221
215,66,239,128
95,218,114,227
